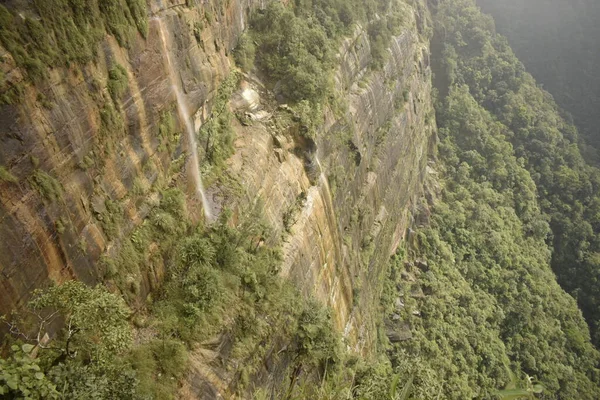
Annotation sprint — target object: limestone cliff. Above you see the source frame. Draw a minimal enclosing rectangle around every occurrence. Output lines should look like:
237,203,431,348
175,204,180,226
0,0,435,396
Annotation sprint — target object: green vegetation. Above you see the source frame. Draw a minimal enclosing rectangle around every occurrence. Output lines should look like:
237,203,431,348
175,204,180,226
1,188,357,398
0,79,24,106
96,198,124,241
370,0,600,398
198,72,240,183
0,0,147,87
158,109,179,154
107,64,129,104
233,34,256,72
434,0,600,348
250,3,335,103
0,344,59,399
0,166,18,184
193,22,203,44
97,98,125,164
0,281,134,399
9,0,600,399
283,192,307,233
29,170,63,202
477,0,600,152
245,0,407,112
125,0,149,39
99,0,146,47
2,178,412,398
367,10,405,69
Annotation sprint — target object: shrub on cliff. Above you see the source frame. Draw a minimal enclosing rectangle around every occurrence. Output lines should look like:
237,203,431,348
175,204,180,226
107,63,129,104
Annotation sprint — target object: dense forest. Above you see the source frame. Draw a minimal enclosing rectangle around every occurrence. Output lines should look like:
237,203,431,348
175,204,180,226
373,0,600,397
433,0,600,351
476,0,600,154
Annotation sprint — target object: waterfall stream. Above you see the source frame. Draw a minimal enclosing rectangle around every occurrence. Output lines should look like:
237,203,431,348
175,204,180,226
155,17,213,222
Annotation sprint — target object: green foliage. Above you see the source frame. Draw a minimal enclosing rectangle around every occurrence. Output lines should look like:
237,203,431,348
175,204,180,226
158,109,179,154
55,219,66,235
250,2,334,103
107,63,129,104
295,299,341,369
1,282,138,399
352,359,398,400
293,100,324,139
2,189,364,399
127,339,187,399
233,33,256,72
378,1,600,398
283,191,307,232
0,344,59,399
0,166,18,184
28,281,132,362
98,100,125,148
245,0,403,144
434,0,600,349
30,170,63,202
368,18,394,70
159,188,188,219
48,361,140,400
176,253,222,315
100,188,188,294
152,213,271,342
97,198,124,240
99,0,146,48
0,345,140,400
193,22,203,44
494,373,544,399
198,72,240,181
0,0,146,86
477,0,600,149
0,78,24,106
131,177,149,196
125,0,148,38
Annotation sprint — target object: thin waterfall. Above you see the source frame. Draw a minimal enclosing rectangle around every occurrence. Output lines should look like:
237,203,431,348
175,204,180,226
155,17,213,222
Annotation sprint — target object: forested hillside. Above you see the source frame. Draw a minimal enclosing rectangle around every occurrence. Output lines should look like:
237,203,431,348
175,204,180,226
374,0,600,397
476,0,600,153
437,0,600,350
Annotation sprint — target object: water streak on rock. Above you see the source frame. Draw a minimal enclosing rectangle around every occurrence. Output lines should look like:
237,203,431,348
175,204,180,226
155,17,212,221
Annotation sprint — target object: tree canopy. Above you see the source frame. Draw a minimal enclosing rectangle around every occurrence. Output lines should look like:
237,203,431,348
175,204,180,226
376,0,600,397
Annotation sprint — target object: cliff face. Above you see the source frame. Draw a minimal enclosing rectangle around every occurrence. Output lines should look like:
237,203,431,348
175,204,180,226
0,0,254,314
257,23,434,352
0,0,434,394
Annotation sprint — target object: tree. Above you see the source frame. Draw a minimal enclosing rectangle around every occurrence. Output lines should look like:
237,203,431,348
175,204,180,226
4,280,132,363
1,281,136,399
